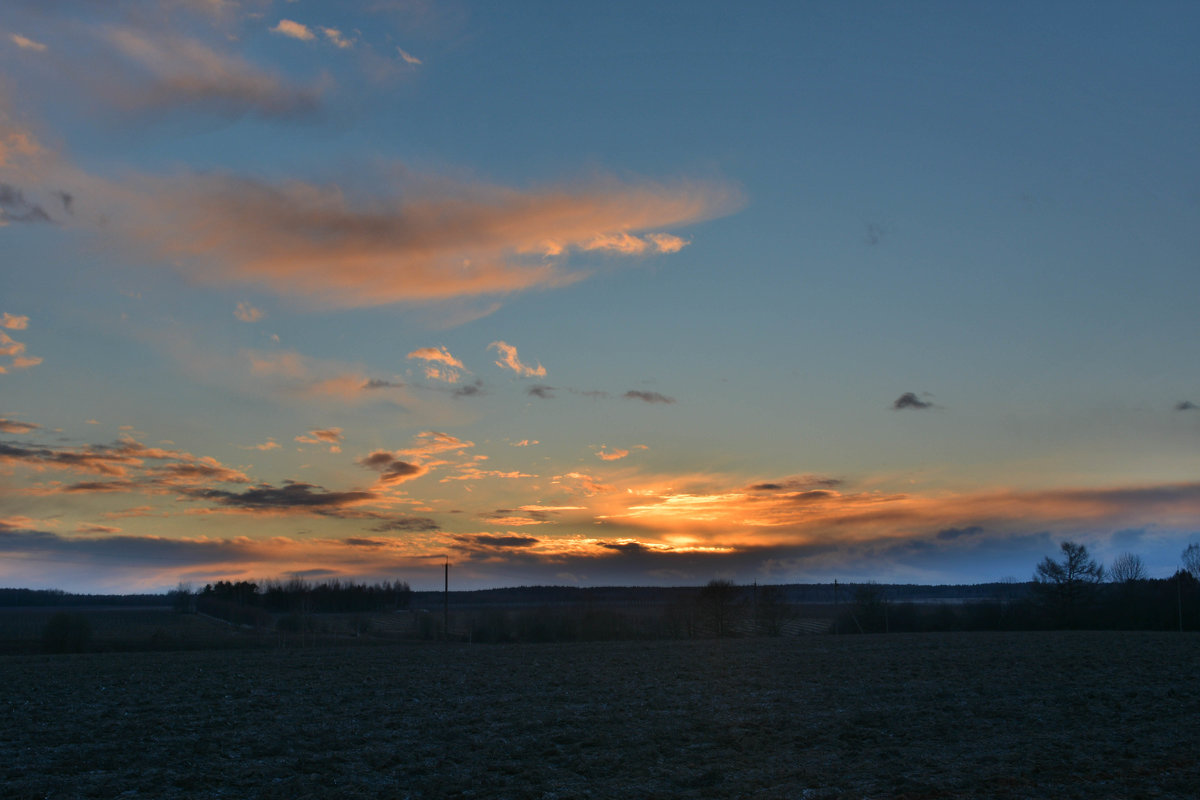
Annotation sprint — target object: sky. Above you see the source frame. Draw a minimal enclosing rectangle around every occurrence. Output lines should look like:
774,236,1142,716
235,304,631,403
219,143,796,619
2,0,1199,593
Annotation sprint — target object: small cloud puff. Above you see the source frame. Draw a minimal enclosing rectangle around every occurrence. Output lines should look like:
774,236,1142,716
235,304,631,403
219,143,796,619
270,20,315,41
490,341,546,377
397,47,422,65
596,447,630,462
359,451,428,484
892,392,936,411
295,428,344,452
234,302,264,322
321,28,354,49
2,313,30,330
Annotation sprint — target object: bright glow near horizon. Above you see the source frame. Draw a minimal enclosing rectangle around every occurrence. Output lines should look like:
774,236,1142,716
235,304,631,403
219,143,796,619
2,1,1199,593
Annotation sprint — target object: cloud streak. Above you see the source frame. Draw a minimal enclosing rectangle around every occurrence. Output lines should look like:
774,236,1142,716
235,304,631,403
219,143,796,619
105,171,735,309
99,25,324,120
624,390,674,404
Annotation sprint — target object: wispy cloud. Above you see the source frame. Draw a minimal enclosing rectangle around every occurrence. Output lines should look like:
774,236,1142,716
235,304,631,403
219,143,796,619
397,47,422,65
490,341,546,377
0,329,42,373
105,170,735,309
369,516,439,533
295,428,344,452
1,314,29,330
0,417,39,434
528,384,555,399
185,480,374,513
407,346,464,369
1176,401,1198,411
100,25,323,120
624,390,674,404
449,379,484,398
9,34,47,53
398,431,474,460
2,436,250,489
321,28,354,49
234,302,263,322
408,345,466,382
0,182,54,223
581,231,690,255
596,447,630,461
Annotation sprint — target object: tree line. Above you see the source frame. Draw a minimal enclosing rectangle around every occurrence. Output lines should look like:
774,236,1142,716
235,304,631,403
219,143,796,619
192,578,412,627
834,541,1200,633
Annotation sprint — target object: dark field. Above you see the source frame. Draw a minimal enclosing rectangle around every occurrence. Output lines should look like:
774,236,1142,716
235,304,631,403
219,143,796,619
4,632,1199,799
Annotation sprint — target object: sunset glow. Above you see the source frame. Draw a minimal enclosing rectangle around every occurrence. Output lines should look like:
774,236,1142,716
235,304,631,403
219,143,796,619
2,1,1199,592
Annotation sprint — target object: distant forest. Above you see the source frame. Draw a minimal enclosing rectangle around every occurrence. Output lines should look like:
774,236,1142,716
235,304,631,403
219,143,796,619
5,542,1200,639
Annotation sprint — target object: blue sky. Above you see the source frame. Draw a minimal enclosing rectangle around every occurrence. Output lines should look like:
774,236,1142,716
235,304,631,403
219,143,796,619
2,0,1199,592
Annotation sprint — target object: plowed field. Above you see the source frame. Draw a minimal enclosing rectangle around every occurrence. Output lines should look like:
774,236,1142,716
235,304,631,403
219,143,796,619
4,631,1198,798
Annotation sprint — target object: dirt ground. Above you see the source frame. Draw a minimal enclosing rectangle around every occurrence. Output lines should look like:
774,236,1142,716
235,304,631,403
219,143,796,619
3,631,1198,799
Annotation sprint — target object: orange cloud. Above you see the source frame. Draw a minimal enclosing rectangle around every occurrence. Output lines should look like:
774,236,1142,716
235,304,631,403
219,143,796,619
407,346,466,383
596,447,630,462
0,417,39,434
0,330,41,372
295,428,344,453
112,171,735,308
489,341,546,377
581,231,690,256
1,314,29,330
9,34,47,53
270,20,315,42
407,346,464,368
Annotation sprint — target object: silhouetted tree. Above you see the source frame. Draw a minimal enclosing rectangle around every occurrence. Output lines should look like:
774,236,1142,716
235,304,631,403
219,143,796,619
1182,543,1200,581
1108,552,1146,584
1034,541,1104,627
698,579,739,637
168,582,195,613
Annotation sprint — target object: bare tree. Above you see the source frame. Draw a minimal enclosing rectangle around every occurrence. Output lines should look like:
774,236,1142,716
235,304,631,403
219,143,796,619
1034,541,1104,627
1183,543,1200,581
1108,552,1146,583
